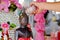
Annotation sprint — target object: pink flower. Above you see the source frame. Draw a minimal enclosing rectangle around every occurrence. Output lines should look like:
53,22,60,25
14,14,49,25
34,13,45,23
35,23,45,32
10,0,18,3
0,0,22,12
0,0,10,13
10,0,22,9
1,22,9,30
34,13,46,40
34,0,47,40
15,3,22,9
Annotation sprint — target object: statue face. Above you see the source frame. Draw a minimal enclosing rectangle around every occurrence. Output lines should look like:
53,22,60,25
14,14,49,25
20,17,28,26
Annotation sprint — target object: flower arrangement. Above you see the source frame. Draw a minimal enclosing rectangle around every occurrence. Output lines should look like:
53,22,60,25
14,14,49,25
1,22,9,34
0,0,22,13
1,21,16,30
7,21,16,30
1,22,9,31
34,0,47,40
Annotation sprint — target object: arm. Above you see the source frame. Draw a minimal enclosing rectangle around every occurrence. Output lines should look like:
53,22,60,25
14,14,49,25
30,2,60,14
42,2,60,12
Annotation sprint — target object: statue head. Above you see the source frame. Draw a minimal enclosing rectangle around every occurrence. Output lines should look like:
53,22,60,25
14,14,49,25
19,10,28,26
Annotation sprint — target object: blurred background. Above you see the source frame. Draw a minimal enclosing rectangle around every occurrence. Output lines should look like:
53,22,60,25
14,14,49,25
19,0,60,40
0,0,60,40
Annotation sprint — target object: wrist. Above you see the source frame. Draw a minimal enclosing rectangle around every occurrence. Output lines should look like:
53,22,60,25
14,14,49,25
39,2,46,10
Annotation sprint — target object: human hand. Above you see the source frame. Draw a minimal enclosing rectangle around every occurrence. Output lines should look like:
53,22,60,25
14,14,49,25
30,2,45,14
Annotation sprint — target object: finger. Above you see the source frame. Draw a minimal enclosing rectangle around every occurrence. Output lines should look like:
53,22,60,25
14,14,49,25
33,8,39,14
30,2,38,7
31,9,38,15
32,9,42,14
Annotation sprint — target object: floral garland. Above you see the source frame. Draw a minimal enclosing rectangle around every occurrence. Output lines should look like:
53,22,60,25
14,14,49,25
0,0,22,13
34,0,47,40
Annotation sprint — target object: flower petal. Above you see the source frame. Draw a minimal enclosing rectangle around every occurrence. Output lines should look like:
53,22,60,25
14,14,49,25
10,0,18,3
16,3,22,9
4,7,9,13
2,0,10,7
1,22,9,30
0,4,3,11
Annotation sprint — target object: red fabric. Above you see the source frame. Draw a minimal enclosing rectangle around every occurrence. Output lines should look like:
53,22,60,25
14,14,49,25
2,30,8,37
18,38,30,40
58,31,60,40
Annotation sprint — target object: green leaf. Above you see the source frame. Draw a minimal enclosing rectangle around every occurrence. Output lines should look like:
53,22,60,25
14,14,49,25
8,3,17,12
0,28,2,31
10,23,16,28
